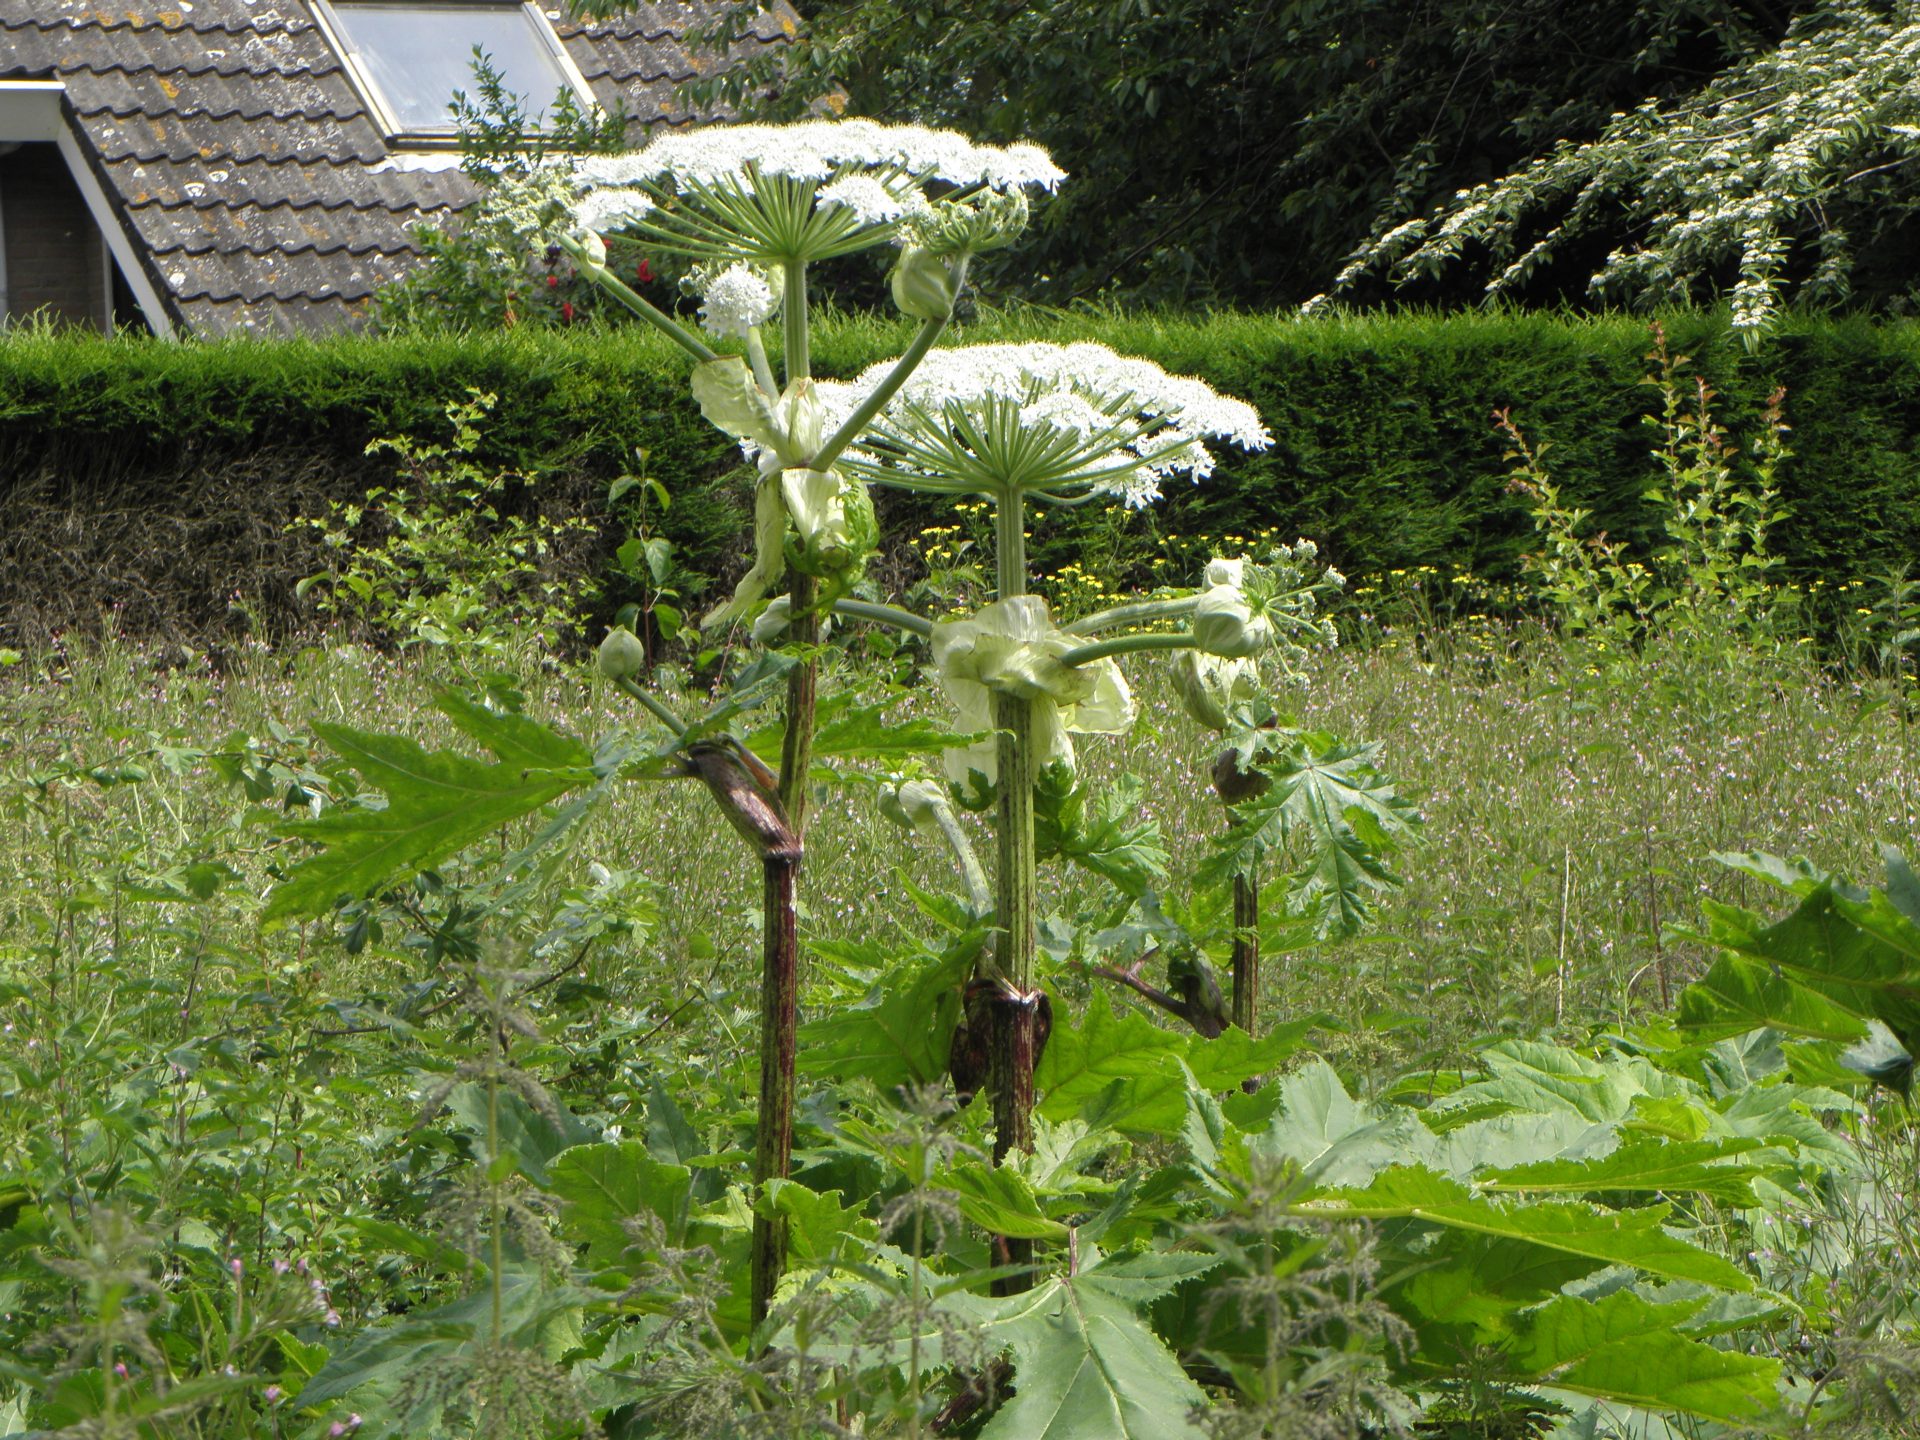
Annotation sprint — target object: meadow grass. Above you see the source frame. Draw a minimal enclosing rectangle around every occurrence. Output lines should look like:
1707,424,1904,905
3,618,1913,1090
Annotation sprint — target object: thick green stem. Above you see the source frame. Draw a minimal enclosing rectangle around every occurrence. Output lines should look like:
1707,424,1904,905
833,598,934,637
746,328,780,400
985,488,1038,1288
783,258,809,384
1232,871,1259,1037
1065,595,1199,636
1058,632,1198,669
778,573,819,833
558,236,717,364
749,850,800,1333
613,675,688,735
995,489,1027,602
932,804,992,918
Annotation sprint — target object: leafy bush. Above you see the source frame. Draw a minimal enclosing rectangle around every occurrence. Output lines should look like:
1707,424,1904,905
293,392,599,666
1,311,1917,649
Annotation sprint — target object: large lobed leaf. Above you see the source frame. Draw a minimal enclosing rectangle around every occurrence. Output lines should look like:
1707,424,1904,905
264,699,595,923
1036,995,1314,1136
1201,733,1421,937
1512,1290,1782,1429
951,1258,1211,1440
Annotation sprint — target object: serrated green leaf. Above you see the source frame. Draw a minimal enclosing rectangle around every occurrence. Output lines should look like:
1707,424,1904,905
939,1162,1070,1240
1510,1290,1782,1428
758,1179,877,1262
1254,1058,1437,1187
264,723,593,921
1037,998,1309,1137
956,1273,1209,1440
1037,773,1169,898
549,1141,693,1264
1201,734,1421,938
1076,1250,1221,1306
1305,1166,1751,1291
746,691,971,775
796,937,975,1090
1481,1135,1765,1205
432,691,592,771
1679,954,1872,1042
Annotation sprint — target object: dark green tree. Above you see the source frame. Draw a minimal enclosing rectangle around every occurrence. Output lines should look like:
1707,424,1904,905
676,0,1812,306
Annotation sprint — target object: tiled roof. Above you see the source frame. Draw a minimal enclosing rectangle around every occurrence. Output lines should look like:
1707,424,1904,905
0,0,796,336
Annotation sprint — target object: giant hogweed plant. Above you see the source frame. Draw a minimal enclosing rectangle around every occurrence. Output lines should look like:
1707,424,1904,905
213,120,1884,1436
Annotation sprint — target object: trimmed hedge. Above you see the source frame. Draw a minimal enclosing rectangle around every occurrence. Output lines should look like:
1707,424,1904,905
1,310,1915,645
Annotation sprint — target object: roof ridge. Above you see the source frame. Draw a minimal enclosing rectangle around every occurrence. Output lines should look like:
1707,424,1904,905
145,233,425,260
46,57,343,81
129,194,465,217
77,96,362,124
0,14,315,37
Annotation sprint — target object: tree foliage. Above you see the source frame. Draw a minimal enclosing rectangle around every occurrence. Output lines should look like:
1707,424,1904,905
681,0,1813,305
1329,0,1920,336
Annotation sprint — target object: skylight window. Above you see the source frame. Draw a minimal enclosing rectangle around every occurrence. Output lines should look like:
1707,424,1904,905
318,1,594,140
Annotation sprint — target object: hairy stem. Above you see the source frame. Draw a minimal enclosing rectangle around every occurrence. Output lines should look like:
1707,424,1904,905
778,573,819,832
613,675,688,735
1063,595,1199,636
832,597,935,637
746,328,780,400
809,254,968,476
986,490,1038,1286
749,850,800,1334
1057,631,1197,669
1232,871,1259,1038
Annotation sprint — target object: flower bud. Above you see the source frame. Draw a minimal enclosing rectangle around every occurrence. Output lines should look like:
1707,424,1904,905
568,228,608,267
1171,648,1258,731
879,778,949,836
890,246,955,322
1193,587,1273,658
597,626,647,680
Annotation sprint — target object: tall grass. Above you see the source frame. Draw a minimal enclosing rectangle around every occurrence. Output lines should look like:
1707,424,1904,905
4,620,1913,1083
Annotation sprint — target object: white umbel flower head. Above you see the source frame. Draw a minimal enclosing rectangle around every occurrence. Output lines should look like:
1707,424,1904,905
816,175,922,226
571,119,1065,194
815,341,1272,507
558,120,1063,264
695,262,780,338
572,188,654,234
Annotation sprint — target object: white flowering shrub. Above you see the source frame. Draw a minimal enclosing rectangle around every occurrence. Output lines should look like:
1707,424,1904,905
1319,0,1920,337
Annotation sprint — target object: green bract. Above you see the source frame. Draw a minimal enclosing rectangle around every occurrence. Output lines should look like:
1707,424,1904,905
781,467,877,582
889,246,957,321
1192,585,1273,659
704,470,789,629
933,596,1134,786
1171,649,1260,732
